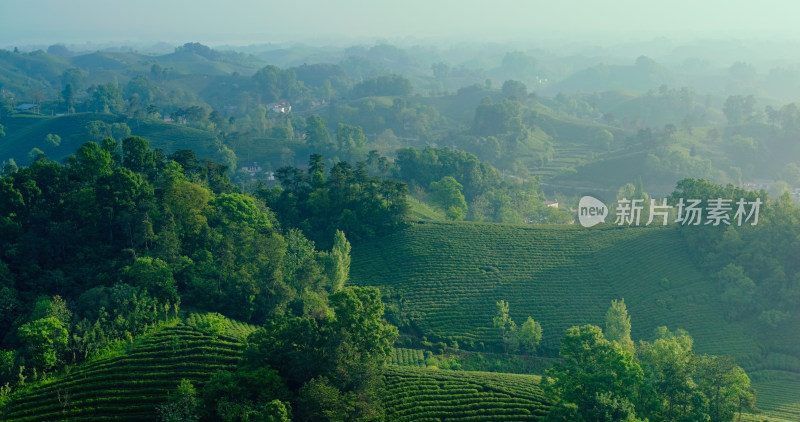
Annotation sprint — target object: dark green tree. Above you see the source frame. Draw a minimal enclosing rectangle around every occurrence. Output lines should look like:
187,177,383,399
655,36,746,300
544,325,644,422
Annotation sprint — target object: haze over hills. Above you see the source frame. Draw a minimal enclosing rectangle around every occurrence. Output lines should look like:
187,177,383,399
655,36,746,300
3,1,800,419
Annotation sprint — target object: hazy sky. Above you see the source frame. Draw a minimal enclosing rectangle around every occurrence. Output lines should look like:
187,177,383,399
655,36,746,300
2,0,800,47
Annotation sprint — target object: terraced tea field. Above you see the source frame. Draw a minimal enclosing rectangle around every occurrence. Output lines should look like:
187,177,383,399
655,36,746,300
351,222,764,361
750,370,800,422
391,348,429,368
384,367,549,421
2,323,247,421
353,221,800,419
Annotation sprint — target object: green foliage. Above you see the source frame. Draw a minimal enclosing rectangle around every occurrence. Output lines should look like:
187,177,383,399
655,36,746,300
429,176,468,220
544,325,644,421
637,328,700,420
156,379,200,422
243,286,397,421
672,179,800,352
716,263,756,320
27,147,44,161
44,133,60,147
517,317,543,354
695,355,755,422
200,367,291,421
0,139,344,395
335,123,367,158
724,94,757,124
605,298,634,354
124,257,178,302
88,83,124,114
185,312,227,339
493,300,517,353
122,136,155,174
2,324,245,421
325,230,351,293
18,317,68,371
305,115,333,152
252,65,301,103
260,154,408,247
352,74,412,97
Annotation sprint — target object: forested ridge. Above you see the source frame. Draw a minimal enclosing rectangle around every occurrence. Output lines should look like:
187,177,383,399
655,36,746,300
0,137,402,420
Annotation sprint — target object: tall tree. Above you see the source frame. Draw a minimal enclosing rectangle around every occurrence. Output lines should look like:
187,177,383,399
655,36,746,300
605,298,634,354
325,230,351,293
493,300,517,353
61,83,75,114
637,328,699,420
695,355,756,422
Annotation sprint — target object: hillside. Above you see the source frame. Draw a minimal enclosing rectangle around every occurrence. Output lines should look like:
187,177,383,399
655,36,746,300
351,222,780,361
0,113,224,165
543,58,682,95
383,367,549,421
2,321,254,421
352,221,800,420
1,320,553,422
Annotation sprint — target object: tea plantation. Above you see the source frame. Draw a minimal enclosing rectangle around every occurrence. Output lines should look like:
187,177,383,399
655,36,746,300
351,222,764,357
351,221,800,420
2,321,555,421
383,367,549,421
2,322,252,421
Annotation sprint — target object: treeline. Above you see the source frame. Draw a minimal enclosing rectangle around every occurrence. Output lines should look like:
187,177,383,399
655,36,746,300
395,146,572,223
670,178,800,331
0,138,403,419
443,94,556,173
1,44,415,121
256,153,409,248
545,299,756,422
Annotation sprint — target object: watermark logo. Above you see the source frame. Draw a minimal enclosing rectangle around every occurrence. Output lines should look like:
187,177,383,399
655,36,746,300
578,196,763,227
578,195,608,227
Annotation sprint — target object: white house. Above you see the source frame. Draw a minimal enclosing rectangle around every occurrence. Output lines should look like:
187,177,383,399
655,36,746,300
240,162,263,175
270,101,292,114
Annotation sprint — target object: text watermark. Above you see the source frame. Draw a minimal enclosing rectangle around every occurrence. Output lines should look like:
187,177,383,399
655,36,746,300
578,196,762,228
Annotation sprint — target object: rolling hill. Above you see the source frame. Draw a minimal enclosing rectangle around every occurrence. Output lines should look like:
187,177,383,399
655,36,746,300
351,221,800,420
1,318,553,421
0,113,225,166
1,320,254,422
350,221,800,364
383,367,549,421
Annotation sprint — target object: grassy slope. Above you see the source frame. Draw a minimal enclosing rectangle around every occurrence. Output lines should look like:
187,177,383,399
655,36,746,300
407,196,446,221
0,113,222,165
